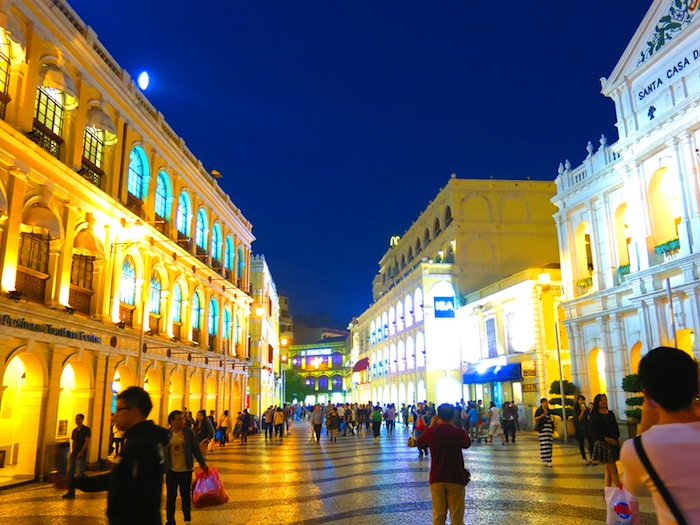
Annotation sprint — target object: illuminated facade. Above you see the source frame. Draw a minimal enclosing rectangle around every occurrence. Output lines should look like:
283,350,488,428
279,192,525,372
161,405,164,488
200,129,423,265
249,255,280,416
0,0,254,486
356,175,560,406
553,1,700,418
289,337,349,405
458,268,570,427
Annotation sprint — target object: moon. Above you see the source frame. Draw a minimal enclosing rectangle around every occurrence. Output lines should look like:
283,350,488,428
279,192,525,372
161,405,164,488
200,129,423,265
137,71,149,90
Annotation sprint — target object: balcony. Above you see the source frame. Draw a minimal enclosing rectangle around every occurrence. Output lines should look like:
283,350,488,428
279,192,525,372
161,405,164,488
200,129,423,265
78,159,104,190
28,122,62,159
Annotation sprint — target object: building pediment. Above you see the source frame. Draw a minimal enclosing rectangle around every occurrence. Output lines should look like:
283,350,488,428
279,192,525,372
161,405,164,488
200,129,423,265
602,1,699,95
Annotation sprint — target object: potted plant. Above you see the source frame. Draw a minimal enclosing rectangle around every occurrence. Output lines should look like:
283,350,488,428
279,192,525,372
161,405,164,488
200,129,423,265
549,380,576,440
622,373,643,438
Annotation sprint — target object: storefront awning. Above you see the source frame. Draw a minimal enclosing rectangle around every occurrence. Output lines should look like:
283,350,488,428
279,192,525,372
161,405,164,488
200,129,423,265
352,357,369,372
463,363,522,384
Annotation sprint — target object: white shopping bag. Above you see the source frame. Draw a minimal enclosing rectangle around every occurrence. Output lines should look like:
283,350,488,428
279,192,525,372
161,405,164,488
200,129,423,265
605,486,641,525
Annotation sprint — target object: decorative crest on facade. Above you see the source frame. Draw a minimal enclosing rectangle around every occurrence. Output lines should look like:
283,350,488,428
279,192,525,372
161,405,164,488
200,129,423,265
637,0,697,66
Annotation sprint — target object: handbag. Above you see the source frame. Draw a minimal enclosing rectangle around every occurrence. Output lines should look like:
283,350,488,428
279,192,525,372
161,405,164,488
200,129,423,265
435,427,470,485
407,434,417,447
633,435,688,525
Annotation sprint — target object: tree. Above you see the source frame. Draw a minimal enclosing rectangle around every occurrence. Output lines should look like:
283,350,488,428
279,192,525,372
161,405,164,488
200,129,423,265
548,380,576,419
621,373,643,422
284,369,312,402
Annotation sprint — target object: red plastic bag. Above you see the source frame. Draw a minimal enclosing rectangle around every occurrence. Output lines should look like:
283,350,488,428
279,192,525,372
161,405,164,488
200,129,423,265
415,416,426,430
192,467,229,508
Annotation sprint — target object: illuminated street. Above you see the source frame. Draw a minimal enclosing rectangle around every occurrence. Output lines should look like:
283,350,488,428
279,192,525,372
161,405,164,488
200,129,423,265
0,424,657,525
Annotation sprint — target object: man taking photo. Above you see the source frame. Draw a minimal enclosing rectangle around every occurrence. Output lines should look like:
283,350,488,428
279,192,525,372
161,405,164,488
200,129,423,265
620,346,700,524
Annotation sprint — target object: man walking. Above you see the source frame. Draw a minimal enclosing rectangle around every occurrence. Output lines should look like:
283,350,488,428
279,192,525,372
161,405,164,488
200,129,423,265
310,404,324,443
74,386,170,525
165,410,207,525
62,413,91,499
620,347,700,523
416,403,471,525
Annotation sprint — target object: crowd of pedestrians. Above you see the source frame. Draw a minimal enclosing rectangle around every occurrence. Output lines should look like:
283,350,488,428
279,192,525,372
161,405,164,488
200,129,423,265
59,344,700,525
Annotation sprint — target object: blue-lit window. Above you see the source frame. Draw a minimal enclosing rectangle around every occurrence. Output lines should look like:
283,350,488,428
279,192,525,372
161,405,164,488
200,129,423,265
236,245,245,281
223,309,231,339
224,236,234,273
332,353,343,367
318,376,329,391
195,209,207,249
211,223,222,264
192,292,202,330
172,284,182,323
305,376,316,389
331,375,343,391
127,146,148,200
119,257,136,305
155,171,170,219
208,298,218,335
149,273,162,314
176,192,191,236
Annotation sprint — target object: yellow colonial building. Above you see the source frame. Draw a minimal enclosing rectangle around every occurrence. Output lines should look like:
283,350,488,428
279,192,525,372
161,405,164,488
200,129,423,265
0,0,254,486
355,174,561,406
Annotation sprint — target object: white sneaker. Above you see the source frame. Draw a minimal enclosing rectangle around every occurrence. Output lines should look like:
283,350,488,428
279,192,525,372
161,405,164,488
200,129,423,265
547,462,553,467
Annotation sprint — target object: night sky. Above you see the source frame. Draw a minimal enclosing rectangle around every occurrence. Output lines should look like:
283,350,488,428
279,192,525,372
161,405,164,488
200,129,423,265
68,1,653,324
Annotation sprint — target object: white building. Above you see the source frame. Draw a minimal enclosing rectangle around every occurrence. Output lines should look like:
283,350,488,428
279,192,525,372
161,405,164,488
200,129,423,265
553,0,700,417
249,255,280,417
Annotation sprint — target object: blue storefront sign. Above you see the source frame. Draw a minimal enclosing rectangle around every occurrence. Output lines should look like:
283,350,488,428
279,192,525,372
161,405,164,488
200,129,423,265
434,296,455,318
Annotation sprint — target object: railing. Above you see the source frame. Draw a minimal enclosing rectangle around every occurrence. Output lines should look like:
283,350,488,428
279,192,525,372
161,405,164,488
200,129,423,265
79,160,104,189
16,270,46,303
28,123,62,159
119,304,134,327
69,286,92,315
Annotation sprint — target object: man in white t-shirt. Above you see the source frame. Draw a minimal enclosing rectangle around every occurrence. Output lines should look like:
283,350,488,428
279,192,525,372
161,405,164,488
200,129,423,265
620,346,700,524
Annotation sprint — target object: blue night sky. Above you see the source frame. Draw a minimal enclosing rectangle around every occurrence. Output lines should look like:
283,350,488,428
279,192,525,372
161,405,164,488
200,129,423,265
68,1,653,324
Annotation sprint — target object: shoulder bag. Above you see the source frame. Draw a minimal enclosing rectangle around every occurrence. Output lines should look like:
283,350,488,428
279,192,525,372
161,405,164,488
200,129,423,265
633,435,687,525
435,427,470,485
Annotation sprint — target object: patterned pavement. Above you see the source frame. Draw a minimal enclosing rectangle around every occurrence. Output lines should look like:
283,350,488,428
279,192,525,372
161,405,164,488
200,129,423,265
0,422,658,524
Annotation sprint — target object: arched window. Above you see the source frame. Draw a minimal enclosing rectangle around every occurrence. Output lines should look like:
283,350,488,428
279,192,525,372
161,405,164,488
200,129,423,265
223,308,232,340
400,255,406,269
149,273,162,314
192,292,202,330
195,209,208,250
176,192,191,236
423,228,430,244
120,257,136,305
224,236,234,275
0,32,11,119
433,217,441,237
414,288,424,322
172,283,183,323
396,301,404,332
405,295,414,327
408,246,413,261
444,205,453,225
236,245,245,283
331,375,343,391
208,298,219,336
415,238,422,254
155,171,171,220
318,376,329,391
127,146,148,200
305,376,316,389
211,223,222,265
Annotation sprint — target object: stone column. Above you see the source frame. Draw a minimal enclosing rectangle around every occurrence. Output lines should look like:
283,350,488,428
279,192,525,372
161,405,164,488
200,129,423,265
671,138,692,256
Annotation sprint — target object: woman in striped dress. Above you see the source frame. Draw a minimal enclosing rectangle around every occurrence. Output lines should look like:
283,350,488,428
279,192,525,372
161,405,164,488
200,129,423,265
534,398,555,466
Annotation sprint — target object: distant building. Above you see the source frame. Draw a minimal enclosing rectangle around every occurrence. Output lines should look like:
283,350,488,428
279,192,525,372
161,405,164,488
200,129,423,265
288,336,350,405
458,267,570,428
249,255,280,415
355,174,560,406
552,1,700,417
